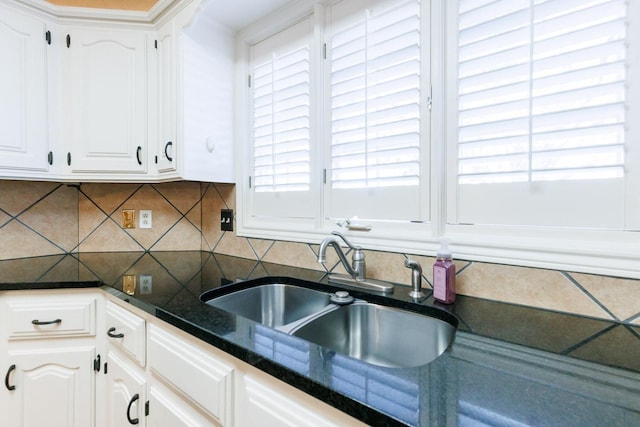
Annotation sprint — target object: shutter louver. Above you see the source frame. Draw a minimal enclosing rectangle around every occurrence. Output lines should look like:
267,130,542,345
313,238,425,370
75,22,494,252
330,0,422,190
457,0,626,185
252,29,311,193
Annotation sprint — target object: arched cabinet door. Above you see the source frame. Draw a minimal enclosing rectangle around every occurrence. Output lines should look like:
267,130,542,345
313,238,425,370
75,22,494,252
5,347,95,427
0,3,50,174
63,27,149,175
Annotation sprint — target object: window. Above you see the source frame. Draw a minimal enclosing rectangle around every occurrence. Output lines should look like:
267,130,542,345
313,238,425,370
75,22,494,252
448,0,630,229
248,16,316,223
326,0,428,222
238,0,640,278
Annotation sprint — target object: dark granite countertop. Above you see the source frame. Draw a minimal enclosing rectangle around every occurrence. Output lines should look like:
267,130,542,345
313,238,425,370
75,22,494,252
2,251,640,426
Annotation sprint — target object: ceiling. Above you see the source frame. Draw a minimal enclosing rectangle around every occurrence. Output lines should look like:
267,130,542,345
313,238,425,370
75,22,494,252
46,0,159,11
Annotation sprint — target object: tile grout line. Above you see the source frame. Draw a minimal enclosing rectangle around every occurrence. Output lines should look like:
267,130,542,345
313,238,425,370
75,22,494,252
562,272,619,322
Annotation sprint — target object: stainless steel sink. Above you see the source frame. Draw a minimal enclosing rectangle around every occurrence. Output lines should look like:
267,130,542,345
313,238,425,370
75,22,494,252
204,283,331,327
202,281,457,368
291,301,456,368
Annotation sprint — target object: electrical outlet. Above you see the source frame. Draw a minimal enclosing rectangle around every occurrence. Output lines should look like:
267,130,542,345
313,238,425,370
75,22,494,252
221,209,233,231
140,210,152,229
122,209,135,229
140,275,152,294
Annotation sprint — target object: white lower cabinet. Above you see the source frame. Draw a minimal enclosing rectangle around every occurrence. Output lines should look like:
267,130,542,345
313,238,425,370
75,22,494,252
0,290,102,427
148,323,233,426
105,349,147,427
6,346,96,427
1,291,364,427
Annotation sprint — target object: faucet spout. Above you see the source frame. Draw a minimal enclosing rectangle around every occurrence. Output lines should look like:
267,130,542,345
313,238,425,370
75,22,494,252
318,232,365,280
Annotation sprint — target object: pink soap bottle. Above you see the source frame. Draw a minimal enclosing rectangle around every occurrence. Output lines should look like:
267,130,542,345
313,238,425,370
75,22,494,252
433,239,455,304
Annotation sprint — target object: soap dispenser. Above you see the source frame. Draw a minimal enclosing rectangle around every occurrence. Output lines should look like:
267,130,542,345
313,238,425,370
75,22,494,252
433,239,456,304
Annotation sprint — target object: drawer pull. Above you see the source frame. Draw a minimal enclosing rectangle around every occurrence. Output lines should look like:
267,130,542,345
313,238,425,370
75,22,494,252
127,393,140,424
107,327,125,339
5,364,16,391
31,319,62,326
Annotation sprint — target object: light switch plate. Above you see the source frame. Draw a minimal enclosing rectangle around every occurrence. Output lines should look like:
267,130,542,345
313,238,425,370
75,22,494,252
122,209,135,229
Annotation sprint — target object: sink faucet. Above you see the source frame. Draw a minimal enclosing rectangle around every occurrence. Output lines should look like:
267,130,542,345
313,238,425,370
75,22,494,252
318,231,365,280
405,258,425,300
318,231,393,293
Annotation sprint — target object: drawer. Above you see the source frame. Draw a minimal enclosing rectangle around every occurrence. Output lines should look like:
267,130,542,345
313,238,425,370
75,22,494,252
5,293,97,340
105,300,146,367
148,323,234,426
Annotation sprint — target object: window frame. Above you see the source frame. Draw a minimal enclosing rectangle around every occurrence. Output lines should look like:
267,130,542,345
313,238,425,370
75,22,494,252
235,0,640,279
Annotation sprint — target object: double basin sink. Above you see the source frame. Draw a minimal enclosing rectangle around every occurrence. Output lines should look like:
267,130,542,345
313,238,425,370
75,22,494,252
201,280,457,369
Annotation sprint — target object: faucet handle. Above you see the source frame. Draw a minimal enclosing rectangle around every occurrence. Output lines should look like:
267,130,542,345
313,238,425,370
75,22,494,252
331,231,360,250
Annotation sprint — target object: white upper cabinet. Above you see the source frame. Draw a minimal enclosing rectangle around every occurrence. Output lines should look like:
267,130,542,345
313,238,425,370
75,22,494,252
153,1,235,183
62,27,150,176
0,2,50,175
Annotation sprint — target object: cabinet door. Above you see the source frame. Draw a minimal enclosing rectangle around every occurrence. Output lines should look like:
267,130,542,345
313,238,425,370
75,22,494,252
105,350,147,427
5,346,95,427
64,28,148,174
0,3,49,173
155,19,177,174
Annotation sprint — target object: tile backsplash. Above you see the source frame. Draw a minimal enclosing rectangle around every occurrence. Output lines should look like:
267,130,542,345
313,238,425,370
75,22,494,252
1,179,639,326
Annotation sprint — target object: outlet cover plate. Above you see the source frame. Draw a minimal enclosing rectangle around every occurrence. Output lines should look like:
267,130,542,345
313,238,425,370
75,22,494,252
140,210,152,229
221,209,233,231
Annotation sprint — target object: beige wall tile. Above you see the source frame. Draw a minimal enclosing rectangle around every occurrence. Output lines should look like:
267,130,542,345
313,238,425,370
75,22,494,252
79,193,108,242
364,250,411,286
154,182,201,214
0,221,65,259
0,210,11,227
0,181,59,215
152,217,202,251
570,273,640,321
214,232,257,259
80,183,140,215
79,219,144,252
19,184,78,252
248,238,274,259
457,262,612,320
262,241,324,271
201,185,226,251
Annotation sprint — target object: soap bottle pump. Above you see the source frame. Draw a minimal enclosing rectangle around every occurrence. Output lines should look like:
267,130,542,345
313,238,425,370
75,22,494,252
433,239,456,304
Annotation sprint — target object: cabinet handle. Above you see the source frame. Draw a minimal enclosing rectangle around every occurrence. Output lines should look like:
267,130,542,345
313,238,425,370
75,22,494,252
5,364,15,391
107,327,124,339
127,393,140,425
136,146,142,165
164,141,173,162
31,318,62,326
66,34,70,48
67,152,71,166
47,151,53,165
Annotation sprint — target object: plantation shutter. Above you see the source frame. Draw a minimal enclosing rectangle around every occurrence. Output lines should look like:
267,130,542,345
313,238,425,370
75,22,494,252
451,0,628,229
250,17,314,220
326,0,427,222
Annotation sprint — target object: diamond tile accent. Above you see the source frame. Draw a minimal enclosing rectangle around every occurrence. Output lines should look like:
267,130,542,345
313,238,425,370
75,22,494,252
2,179,640,325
